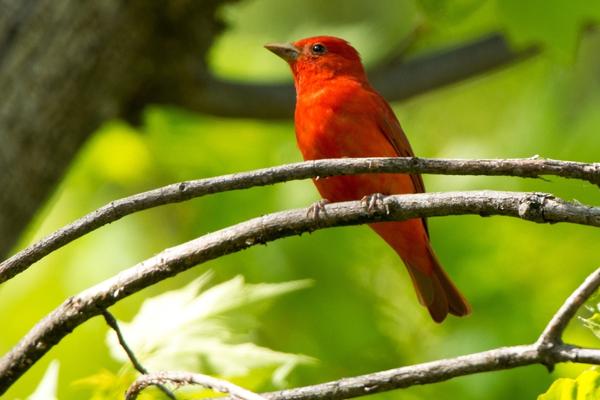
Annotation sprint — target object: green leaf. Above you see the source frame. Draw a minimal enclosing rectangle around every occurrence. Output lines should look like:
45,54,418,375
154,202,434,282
582,317,600,337
579,307,600,339
538,369,600,400
105,272,314,385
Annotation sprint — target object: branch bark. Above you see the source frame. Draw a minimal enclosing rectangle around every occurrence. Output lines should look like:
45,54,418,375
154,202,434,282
238,268,600,400
256,344,599,400
538,268,600,346
126,371,266,400
130,269,600,400
0,190,599,394
3,156,598,284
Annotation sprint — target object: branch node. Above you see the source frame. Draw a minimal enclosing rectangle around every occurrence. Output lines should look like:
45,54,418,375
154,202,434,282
589,163,600,187
306,199,331,221
518,192,553,222
535,340,559,372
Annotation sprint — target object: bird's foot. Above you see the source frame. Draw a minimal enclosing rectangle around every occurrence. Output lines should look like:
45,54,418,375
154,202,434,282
361,193,390,215
307,199,330,219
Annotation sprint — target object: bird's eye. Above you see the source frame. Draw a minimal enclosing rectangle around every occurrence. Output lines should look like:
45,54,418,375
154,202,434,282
311,43,327,55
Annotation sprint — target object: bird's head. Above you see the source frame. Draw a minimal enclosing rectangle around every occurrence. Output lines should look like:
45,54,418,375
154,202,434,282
265,36,366,86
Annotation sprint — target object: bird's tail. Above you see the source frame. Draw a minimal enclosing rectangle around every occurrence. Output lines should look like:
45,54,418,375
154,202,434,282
370,220,471,323
404,242,471,323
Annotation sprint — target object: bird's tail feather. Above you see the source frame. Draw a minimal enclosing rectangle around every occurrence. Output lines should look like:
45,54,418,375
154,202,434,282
405,244,471,323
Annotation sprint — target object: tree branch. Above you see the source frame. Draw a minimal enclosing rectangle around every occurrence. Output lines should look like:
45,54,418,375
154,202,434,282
216,268,600,400
538,268,600,346
172,33,534,119
256,344,600,400
125,371,266,400
0,190,599,393
2,156,598,284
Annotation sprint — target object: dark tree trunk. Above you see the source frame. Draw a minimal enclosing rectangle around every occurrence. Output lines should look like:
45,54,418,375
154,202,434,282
0,0,234,257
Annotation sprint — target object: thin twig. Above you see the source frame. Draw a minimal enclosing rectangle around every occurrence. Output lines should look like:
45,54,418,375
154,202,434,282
0,190,599,393
248,345,600,400
2,157,599,284
101,310,176,400
125,371,266,400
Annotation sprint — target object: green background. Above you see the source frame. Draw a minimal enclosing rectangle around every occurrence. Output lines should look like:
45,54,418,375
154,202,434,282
3,0,600,398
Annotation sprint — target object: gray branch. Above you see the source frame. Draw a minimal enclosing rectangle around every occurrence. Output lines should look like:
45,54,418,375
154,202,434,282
0,190,599,394
247,268,600,400
257,345,600,400
125,371,266,400
155,268,600,400
538,268,600,346
2,156,599,284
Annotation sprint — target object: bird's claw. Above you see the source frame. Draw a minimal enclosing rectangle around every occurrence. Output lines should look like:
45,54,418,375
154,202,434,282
361,193,390,215
307,199,330,219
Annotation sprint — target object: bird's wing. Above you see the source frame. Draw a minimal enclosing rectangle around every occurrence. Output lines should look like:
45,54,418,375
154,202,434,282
373,93,429,236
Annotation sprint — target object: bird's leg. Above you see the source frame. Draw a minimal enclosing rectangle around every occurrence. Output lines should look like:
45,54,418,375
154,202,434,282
307,199,330,219
361,193,390,215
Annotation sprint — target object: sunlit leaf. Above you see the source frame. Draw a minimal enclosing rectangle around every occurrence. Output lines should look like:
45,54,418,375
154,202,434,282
579,307,600,339
538,369,600,400
105,272,314,385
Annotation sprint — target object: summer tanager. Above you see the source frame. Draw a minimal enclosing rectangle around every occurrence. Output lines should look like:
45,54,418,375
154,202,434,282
265,36,470,322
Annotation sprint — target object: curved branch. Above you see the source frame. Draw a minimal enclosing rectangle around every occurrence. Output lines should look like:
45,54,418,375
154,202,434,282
538,268,600,346
0,190,599,393
2,156,598,284
250,267,600,400
126,371,266,400
172,34,534,119
255,345,598,400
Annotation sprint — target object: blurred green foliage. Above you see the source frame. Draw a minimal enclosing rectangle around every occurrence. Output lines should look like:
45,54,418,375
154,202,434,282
2,0,600,399
78,273,312,399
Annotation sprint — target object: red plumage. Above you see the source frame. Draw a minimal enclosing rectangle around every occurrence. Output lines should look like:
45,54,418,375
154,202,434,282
266,36,470,322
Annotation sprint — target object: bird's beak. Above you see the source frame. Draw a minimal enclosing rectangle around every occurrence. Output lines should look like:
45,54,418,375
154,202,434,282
264,42,300,62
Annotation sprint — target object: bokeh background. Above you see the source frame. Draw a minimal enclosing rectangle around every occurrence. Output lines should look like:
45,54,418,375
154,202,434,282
2,0,600,398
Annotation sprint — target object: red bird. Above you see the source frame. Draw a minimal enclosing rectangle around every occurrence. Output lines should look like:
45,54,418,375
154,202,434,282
265,36,470,322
